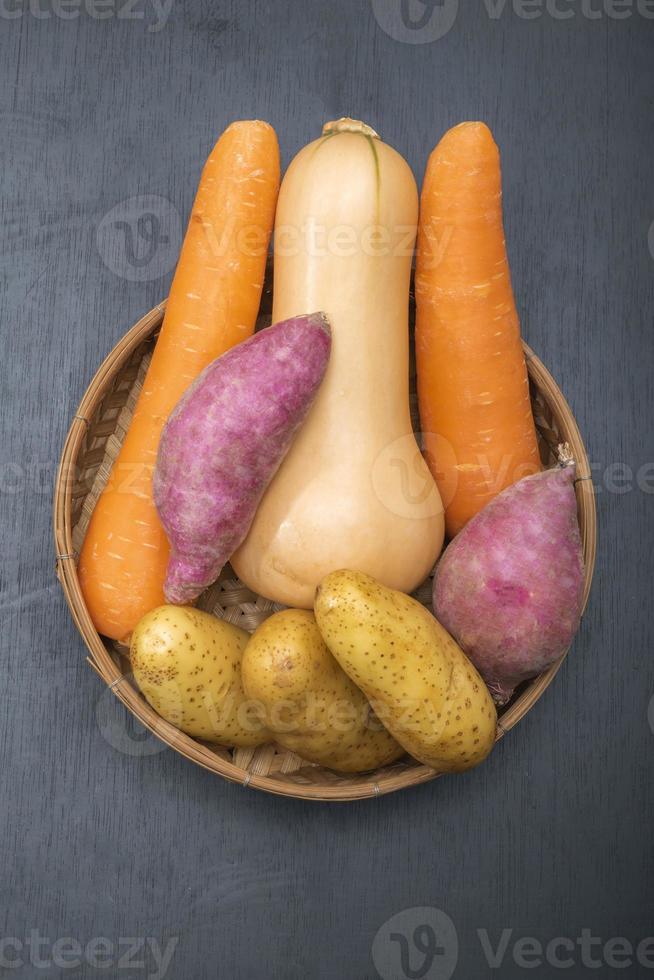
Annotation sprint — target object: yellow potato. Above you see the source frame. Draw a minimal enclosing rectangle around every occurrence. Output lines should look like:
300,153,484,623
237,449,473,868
314,571,497,772
130,605,269,748
242,609,403,773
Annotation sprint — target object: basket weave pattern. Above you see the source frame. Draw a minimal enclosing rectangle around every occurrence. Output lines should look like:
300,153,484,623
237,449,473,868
54,274,596,801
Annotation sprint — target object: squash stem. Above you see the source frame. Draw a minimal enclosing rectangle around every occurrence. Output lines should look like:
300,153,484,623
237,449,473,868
322,117,380,139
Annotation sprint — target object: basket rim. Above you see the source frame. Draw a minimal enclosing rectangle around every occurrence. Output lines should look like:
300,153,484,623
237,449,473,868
53,304,597,802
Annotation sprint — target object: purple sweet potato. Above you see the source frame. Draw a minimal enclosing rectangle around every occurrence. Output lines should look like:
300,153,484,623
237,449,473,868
433,447,585,704
154,313,331,604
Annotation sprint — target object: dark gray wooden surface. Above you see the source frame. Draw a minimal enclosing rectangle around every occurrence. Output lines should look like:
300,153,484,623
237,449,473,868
2,3,653,978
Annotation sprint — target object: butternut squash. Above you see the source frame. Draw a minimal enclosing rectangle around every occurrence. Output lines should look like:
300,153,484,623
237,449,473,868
231,118,444,607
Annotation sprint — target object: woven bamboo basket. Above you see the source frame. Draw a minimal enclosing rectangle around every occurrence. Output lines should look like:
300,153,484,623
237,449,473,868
54,268,596,802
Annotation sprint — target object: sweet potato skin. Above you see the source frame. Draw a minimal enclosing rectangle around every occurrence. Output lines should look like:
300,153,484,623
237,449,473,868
433,462,584,704
154,313,331,604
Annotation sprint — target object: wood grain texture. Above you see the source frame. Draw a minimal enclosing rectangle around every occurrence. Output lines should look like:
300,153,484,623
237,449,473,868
1,2,653,978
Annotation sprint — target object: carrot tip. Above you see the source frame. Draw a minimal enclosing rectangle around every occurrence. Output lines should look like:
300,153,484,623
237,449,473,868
437,121,497,154
225,119,275,132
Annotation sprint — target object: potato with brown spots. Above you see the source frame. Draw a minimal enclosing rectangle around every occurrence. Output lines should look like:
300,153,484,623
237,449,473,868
314,571,497,772
242,609,403,772
130,606,269,747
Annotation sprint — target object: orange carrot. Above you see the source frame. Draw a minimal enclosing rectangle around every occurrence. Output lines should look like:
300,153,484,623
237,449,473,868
79,120,280,641
415,121,541,538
